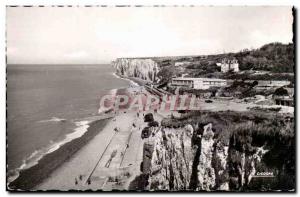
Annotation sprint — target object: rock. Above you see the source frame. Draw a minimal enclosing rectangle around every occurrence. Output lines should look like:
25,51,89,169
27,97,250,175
146,126,195,190
197,123,216,191
142,143,154,174
138,122,272,191
214,141,229,191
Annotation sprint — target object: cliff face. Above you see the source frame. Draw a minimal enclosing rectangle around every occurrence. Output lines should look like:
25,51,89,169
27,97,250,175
113,58,160,82
141,123,268,191
196,123,220,191
142,125,195,190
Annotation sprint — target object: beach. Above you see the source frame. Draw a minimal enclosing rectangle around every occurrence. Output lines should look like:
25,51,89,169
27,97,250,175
7,61,169,193
7,64,132,183
8,116,112,190
9,77,155,190
36,85,158,191
7,65,145,190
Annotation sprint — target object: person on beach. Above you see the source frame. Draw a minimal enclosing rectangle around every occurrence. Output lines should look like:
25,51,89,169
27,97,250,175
114,127,119,132
75,178,78,185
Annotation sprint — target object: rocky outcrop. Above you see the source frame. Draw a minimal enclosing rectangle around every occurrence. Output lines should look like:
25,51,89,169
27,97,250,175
197,123,216,191
142,125,195,190
113,58,160,82
227,138,269,191
140,123,270,191
213,141,229,190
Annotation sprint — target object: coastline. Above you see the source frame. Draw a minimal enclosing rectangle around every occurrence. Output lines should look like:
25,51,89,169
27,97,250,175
9,71,177,191
8,73,139,191
7,119,92,184
112,72,148,86
8,117,112,190
36,86,149,191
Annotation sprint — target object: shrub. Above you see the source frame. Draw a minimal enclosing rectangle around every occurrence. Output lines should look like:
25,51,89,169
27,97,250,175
274,87,289,96
148,121,159,127
144,113,154,122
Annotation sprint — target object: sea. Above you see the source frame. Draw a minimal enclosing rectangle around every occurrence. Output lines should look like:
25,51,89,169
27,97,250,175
7,64,131,182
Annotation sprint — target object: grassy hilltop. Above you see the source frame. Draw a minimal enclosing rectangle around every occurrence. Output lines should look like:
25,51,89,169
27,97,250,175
155,42,294,83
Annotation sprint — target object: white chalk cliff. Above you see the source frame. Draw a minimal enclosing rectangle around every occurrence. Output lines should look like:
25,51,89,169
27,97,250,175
144,125,195,190
141,123,268,191
113,58,160,82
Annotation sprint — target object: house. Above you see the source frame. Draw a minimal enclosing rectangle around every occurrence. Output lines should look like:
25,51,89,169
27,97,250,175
171,77,227,90
217,57,239,73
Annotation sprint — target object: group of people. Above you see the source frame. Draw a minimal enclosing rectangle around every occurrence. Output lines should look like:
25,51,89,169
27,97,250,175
74,174,84,185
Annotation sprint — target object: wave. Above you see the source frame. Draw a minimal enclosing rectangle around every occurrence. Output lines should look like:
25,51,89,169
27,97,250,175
46,120,90,154
8,120,91,184
112,72,139,87
38,117,67,123
112,72,121,79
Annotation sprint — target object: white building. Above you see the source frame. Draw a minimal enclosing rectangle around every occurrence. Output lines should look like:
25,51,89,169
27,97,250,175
171,77,227,90
217,58,239,73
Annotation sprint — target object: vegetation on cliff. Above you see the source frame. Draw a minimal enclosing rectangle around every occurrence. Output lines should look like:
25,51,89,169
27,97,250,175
137,110,294,191
114,42,294,85
235,42,294,73
155,42,294,82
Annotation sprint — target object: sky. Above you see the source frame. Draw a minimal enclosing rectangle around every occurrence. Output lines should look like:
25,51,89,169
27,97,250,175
7,6,293,64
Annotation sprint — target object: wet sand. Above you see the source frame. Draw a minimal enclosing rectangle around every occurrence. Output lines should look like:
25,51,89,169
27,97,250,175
8,117,111,191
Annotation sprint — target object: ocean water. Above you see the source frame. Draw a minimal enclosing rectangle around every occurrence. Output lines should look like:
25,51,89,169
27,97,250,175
7,64,130,180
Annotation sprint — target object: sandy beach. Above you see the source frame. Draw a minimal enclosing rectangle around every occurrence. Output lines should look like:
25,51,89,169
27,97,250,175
36,84,163,191
37,112,139,190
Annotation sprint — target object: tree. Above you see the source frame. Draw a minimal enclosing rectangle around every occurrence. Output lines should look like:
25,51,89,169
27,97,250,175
157,66,174,83
274,87,288,96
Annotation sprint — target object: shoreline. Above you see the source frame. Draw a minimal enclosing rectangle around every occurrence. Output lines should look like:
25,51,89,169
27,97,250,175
8,72,145,191
8,117,112,191
36,86,150,191
112,72,148,86
7,119,92,184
